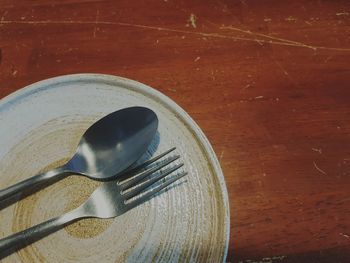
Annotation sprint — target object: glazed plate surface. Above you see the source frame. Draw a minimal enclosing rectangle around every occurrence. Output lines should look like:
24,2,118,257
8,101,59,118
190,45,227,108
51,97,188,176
0,74,229,262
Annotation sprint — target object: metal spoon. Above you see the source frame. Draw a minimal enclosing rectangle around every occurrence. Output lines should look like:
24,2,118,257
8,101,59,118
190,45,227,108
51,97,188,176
0,107,158,202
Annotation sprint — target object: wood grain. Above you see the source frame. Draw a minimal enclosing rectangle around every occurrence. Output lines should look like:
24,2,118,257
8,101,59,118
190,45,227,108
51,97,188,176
0,0,350,262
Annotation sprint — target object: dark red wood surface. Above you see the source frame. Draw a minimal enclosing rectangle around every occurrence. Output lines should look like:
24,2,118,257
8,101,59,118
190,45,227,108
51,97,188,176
1,1,350,262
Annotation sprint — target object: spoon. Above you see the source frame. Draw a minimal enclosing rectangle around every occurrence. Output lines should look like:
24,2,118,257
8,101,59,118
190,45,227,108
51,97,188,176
0,107,158,202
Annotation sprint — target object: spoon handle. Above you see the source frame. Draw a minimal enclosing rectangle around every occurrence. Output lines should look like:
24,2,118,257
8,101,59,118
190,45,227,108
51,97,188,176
0,167,68,202
0,208,82,258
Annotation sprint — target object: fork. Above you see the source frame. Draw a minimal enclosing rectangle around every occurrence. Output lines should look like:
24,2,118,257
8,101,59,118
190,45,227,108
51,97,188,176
0,148,186,257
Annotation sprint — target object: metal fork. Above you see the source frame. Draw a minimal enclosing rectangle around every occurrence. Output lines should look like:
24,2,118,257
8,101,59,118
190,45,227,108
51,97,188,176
0,148,186,257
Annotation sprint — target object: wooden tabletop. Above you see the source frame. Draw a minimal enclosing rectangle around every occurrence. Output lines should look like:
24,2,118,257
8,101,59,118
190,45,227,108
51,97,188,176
1,1,350,262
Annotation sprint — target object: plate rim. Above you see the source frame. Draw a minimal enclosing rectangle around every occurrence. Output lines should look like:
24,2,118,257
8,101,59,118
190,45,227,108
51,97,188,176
0,73,230,262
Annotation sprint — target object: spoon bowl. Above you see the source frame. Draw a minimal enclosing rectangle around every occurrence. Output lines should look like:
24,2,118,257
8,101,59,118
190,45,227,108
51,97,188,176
66,107,158,179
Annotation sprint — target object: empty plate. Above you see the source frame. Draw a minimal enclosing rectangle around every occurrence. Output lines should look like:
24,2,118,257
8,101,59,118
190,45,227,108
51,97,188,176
0,74,229,262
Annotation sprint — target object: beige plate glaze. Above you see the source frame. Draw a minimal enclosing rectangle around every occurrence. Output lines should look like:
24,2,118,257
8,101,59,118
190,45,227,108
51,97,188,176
0,74,229,263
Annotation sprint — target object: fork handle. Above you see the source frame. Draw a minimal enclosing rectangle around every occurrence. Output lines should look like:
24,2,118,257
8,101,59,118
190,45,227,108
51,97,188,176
0,166,68,202
0,209,80,258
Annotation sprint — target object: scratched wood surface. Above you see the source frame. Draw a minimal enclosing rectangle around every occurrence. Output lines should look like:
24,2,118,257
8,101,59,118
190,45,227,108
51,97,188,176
0,1,350,262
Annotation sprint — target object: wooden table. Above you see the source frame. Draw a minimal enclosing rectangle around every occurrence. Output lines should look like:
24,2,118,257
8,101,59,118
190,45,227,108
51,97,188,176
1,1,349,262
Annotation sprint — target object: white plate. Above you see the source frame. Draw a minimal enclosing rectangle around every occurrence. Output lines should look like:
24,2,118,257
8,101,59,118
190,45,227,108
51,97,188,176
0,74,229,262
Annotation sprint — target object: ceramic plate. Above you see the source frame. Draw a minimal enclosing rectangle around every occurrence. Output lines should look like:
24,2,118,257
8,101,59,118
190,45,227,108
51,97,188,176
0,74,229,262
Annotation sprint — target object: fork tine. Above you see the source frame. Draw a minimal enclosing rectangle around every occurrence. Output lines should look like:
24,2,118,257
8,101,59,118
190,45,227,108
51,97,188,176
120,155,180,190
120,147,176,179
125,171,187,210
122,163,184,199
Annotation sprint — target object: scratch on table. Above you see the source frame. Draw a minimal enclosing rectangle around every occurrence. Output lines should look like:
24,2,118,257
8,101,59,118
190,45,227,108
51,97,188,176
340,233,349,239
242,84,251,90
238,255,286,263
285,16,297,22
217,0,228,13
167,88,177,92
219,150,225,161
220,25,316,50
313,161,327,175
305,20,313,26
194,56,200,62
1,20,350,52
336,12,349,16
107,22,350,52
312,148,322,154
324,56,333,63
93,9,100,38
239,0,248,7
0,11,7,28
269,55,303,89
255,39,264,46
272,59,290,76
186,13,197,28
210,69,216,80
1,10,8,21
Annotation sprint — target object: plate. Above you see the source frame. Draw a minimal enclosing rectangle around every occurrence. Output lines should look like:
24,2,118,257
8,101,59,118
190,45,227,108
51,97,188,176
0,74,229,262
